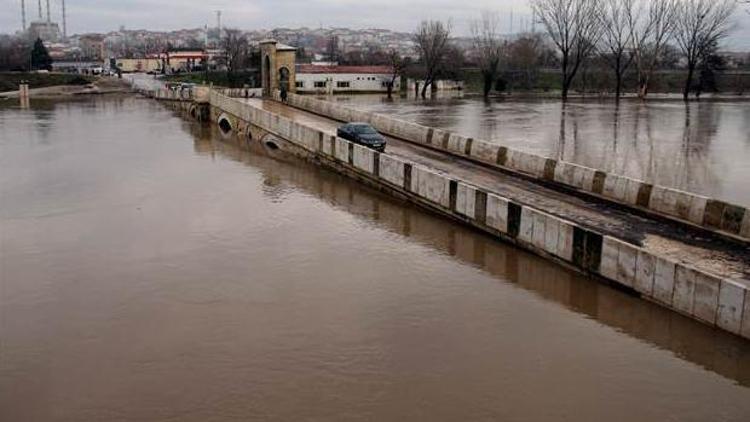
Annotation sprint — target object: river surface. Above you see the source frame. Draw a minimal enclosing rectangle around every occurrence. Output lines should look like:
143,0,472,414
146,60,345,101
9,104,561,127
1,96,750,421
329,94,750,208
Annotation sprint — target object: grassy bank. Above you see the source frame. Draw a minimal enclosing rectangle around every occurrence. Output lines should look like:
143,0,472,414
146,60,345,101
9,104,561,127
0,72,94,92
461,68,750,96
163,71,259,88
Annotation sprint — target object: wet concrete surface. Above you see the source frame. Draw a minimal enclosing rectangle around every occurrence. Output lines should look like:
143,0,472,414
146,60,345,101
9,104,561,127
3,96,750,421
247,98,750,283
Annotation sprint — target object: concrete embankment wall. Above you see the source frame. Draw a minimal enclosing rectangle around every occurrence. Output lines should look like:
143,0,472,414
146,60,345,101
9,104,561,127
279,93,750,244
205,90,750,340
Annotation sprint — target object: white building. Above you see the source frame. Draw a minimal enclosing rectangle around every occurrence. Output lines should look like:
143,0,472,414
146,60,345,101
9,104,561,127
295,64,399,94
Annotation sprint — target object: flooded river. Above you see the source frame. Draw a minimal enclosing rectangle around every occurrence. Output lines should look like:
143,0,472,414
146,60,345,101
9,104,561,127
332,95,750,208
1,96,750,421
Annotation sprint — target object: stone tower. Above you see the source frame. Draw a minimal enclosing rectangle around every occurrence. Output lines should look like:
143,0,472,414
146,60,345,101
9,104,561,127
260,40,297,97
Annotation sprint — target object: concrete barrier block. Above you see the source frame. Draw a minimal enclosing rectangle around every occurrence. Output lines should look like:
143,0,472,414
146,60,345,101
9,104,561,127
603,173,618,197
353,145,375,174
742,289,750,339
635,251,656,295
675,191,693,220
653,257,676,305
456,183,476,218
673,265,697,315
486,194,509,234
625,179,643,205
447,134,468,155
614,176,629,203
544,216,561,256
470,140,499,164
580,167,597,192
571,165,586,189
717,279,746,334
648,185,664,212
335,138,350,163
721,204,746,234
414,167,450,208
554,161,572,186
600,237,620,281
616,242,637,288
742,212,750,239
532,211,547,249
378,155,405,187
519,207,535,243
530,155,547,178
509,149,523,170
688,195,709,226
556,221,575,262
660,188,679,216
692,272,720,324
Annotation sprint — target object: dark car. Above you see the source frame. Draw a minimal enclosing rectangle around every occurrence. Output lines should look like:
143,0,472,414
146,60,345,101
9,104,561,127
337,123,386,152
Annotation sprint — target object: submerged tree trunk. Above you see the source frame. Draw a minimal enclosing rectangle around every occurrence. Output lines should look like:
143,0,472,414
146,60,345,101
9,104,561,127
421,79,432,98
483,72,494,97
683,65,695,102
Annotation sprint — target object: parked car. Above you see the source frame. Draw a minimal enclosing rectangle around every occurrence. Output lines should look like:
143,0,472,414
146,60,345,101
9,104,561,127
337,123,386,152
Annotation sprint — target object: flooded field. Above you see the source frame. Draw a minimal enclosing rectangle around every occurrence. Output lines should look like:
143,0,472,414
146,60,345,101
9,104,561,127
331,95,750,207
1,96,749,421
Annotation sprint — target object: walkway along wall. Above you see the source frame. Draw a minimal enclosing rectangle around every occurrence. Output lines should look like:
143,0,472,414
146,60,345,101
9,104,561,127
199,90,750,341
278,93,750,245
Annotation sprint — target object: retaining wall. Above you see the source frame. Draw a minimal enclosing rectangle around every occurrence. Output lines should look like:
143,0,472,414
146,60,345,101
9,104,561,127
279,93,750,244
207,90,750,340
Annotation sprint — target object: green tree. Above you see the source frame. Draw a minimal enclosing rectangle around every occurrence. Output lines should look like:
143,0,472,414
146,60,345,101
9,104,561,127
31,38,52,71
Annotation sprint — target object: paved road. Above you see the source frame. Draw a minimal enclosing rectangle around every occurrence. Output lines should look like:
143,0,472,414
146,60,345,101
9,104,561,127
244,98,750,284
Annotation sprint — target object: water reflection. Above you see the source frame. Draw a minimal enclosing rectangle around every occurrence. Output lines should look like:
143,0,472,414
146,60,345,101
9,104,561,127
339,95,750,206
190,122,750,388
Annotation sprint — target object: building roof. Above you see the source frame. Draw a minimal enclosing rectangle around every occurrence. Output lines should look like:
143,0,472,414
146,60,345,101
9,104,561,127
297,65,394,75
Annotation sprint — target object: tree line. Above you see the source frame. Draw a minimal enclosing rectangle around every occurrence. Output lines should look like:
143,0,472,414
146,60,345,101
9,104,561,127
408,0,741,101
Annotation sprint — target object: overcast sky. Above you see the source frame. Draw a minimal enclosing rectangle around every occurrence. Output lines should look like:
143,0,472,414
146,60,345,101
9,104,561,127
3,0,750,49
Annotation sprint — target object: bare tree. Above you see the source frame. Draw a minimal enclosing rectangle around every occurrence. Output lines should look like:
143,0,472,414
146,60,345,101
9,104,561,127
531,0,603,101
674,0,736,101
386,49,407,99
627,0,678,99
471,11,504,97
413,20,452,98
599,0,635,99
221,29,250,86
507,33,545,90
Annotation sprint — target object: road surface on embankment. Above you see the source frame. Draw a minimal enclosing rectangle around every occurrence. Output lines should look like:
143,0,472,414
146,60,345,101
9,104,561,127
243,97,750,285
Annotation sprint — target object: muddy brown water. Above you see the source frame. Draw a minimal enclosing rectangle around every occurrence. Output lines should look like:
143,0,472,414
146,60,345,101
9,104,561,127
329,94,750,208
1,96,750,421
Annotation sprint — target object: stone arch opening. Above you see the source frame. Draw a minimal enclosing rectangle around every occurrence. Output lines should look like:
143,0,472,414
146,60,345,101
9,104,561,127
261,133,281,150
278,67,290,93
218,115,233,134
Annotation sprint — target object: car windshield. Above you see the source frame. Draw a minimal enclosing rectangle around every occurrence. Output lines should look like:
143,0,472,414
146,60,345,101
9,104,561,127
352,125,378,135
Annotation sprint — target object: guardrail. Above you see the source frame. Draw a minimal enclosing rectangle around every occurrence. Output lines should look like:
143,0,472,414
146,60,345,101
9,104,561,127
279,92,750,244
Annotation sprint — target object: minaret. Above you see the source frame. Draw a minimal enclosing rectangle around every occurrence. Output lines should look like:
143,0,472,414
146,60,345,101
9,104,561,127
21,0,27,31
45,0,51,38
216,10,222,40
61,0,67,38
37,0,42,19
